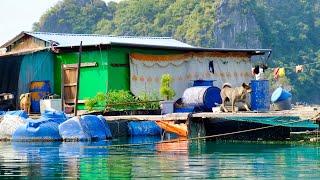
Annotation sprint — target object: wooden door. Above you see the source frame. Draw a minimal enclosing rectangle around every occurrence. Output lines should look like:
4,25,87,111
62,66,78,104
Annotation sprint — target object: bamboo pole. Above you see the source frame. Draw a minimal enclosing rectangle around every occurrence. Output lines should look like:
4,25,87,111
74,41,82,116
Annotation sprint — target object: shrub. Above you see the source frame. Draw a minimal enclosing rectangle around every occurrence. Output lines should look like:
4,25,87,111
159,74,175,101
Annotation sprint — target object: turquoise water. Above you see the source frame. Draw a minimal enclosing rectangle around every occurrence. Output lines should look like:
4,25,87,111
0,137,320,179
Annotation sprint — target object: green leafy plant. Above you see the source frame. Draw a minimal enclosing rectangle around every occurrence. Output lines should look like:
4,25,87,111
84,92,107,111
138,91,161,110
85,90,162,112
159,74,175,101
104,90,139,111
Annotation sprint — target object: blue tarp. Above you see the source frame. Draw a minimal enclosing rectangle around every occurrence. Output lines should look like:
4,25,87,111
18,50,54,97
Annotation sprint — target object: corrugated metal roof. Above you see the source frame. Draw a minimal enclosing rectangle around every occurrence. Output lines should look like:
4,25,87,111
1,31,272,56
23,31,193,48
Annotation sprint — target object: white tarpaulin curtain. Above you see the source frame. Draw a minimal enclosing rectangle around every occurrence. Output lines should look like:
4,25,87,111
129,53,252,100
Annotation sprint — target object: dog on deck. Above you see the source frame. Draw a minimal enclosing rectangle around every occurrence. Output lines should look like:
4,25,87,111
220,83,252,113
20,93,31,114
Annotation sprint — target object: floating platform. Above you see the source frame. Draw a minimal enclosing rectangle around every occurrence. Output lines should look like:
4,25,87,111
102,106,319,140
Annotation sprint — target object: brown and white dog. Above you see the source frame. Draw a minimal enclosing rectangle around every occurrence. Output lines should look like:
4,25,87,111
20,93,31,114
220,83,252,113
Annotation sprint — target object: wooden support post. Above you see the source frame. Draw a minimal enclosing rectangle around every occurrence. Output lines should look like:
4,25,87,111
74,41,82,116
61,63,65,112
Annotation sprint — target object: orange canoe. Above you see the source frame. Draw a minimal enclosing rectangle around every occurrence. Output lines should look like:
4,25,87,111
155,120,188,137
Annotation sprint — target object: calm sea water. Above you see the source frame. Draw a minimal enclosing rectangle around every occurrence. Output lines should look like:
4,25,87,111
0,137,320,179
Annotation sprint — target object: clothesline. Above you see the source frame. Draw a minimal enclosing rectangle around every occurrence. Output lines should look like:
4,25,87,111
267,61,320,70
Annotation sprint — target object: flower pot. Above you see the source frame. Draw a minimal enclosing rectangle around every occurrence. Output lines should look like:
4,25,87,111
160,101,174,114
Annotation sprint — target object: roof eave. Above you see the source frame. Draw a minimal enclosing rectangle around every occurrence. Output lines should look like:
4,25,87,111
55,42,271,56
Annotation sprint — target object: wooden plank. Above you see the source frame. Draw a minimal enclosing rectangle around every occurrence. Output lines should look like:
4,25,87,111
64,83,77,87
102,106,320,122
64,86,76,101
61,63,65,112
110,63,129,67
104,113,189,121
65,99,85,104
63,62,97,69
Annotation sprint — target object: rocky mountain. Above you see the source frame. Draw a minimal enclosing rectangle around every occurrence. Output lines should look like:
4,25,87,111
33,0,320,103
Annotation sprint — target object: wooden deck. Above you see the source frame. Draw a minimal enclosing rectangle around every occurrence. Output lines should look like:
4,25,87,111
103,106,320,122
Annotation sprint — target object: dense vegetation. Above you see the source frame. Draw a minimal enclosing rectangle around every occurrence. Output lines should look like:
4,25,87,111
34,0,320,103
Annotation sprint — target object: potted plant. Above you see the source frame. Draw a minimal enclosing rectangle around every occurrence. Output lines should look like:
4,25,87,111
159,74,175,114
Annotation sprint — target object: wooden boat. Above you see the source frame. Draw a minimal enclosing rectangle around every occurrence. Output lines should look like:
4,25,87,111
155,120,188,137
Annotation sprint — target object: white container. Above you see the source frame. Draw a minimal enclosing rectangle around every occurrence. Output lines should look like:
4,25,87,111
40,99,62,114
160,101,174,114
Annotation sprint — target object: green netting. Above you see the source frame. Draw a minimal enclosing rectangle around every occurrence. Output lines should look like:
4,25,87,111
224,116,318,129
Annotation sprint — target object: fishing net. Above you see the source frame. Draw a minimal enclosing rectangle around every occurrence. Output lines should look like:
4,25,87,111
224,116,318,129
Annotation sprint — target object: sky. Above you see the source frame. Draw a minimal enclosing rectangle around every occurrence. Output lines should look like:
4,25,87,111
0,0,119,45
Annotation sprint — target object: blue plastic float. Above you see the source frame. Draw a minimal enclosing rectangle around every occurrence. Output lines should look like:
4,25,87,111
128,121,162,136
12,117,62,141
11,110,67,141
80,115,112,140
42,109,67,124
59,115,112,141
5,110,29,119
58,116,90,141
0,111,27,140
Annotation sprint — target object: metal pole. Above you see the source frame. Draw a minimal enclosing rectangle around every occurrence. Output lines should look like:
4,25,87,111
74,41,82,116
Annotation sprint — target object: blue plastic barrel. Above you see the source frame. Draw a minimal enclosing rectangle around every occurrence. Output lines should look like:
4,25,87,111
12,117,61,141
193,80,214,86
182,86,222,111
250,80,270,112
30,81,51,113
271,87,292,103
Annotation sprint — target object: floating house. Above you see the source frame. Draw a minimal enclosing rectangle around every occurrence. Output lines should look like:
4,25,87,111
0,32,54,110
0,31,269,111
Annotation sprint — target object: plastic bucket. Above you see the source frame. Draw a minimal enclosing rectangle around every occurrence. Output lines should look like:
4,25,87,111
30,81,51,113
272,98,292,111
193,80,214,86
160,101,174,114
250,80,270,112
271,87,292,103
182,86,222,111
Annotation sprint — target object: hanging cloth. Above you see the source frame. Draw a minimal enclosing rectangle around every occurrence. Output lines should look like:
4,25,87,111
278,68,285,78
295,65,304,73
273,68,280,80
209,61,214,74
253,65,260,74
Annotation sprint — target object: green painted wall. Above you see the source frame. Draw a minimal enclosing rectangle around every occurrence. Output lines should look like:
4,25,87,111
54,50,108,109
54,46,182,110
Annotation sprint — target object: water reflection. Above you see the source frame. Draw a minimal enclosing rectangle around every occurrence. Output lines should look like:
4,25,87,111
0,138,320,178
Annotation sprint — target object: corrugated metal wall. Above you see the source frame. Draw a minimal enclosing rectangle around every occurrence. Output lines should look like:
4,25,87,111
18,50,54,97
